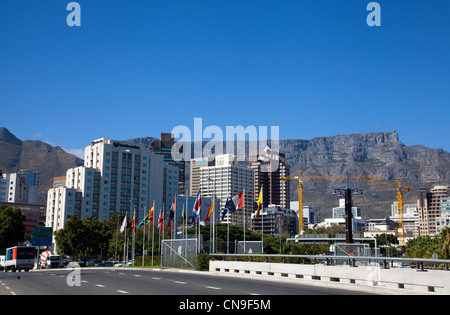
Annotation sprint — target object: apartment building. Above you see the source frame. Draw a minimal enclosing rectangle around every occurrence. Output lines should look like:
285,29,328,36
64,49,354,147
418,185,450,236
0,170,39,204
46,138,177,232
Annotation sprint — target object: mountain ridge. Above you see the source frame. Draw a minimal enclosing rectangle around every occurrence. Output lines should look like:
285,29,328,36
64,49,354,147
1,127,448,219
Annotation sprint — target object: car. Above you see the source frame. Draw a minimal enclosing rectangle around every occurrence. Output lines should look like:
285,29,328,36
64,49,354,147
86,259,105,267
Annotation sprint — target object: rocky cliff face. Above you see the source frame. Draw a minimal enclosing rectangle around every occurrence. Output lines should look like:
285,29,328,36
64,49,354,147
279,131,450,218
0,127,84,203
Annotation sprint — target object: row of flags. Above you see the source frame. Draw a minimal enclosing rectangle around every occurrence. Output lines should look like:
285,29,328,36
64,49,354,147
118,186,264,233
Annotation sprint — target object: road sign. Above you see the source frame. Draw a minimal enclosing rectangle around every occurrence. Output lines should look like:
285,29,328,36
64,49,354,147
32,227,53,247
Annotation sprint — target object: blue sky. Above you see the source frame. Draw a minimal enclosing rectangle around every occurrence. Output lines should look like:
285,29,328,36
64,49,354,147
1,0,449,158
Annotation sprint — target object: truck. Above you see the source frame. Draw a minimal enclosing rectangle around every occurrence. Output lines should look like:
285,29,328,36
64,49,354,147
4,246,36,272
39,250,62,269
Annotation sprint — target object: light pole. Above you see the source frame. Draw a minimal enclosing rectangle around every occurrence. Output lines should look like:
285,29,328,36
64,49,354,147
332,187,363,244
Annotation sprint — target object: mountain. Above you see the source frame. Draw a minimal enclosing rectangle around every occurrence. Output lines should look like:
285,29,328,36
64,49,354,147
1,127,448,220
127,131,450,219
279,132,450,218
0,127,84,203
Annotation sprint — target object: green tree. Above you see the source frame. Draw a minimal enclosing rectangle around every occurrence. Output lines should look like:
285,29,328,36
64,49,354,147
55,215,112,260
0,206,26,248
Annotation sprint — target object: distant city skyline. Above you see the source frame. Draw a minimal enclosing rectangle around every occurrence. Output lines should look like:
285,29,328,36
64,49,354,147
1,1,449,156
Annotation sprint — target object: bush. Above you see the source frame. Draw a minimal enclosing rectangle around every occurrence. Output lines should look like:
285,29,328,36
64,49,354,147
195,253,211,271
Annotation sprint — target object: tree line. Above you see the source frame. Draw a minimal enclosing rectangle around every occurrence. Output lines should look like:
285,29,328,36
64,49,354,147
2,205,450,261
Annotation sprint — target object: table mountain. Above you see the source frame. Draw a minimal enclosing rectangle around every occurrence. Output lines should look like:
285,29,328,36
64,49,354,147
280,131,450,218
0,127,84,203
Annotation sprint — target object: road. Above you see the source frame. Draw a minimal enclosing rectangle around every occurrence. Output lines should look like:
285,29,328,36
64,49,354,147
0,267,371,296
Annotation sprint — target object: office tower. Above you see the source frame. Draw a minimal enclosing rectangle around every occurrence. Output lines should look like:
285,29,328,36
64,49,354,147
189,157,212,196
196,154,254,228
249,148,290,209
150,133,186,194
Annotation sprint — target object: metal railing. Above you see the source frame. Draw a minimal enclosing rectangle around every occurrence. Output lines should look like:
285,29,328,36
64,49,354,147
210,253,450,271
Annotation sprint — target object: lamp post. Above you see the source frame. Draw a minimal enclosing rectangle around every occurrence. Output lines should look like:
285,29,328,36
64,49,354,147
332,187,363,244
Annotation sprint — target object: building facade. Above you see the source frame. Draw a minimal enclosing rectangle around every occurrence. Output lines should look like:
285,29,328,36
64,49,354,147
249,149,290,209
0,170,39,204
195,154,254,228
46,138,177,232
150,133,186,195
251,206,298,237
418,186,450,236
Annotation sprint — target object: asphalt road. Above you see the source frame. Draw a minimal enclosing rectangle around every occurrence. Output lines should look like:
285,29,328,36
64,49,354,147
0,267,370,296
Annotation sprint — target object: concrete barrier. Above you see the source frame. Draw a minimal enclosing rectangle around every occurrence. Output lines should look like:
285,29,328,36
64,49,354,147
209,260,450,295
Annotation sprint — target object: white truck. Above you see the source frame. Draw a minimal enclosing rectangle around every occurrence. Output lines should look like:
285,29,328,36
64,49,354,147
39,250,62,269
4,246,36,272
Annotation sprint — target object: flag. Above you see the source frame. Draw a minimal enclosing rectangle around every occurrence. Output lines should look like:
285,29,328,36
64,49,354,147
120,216,127,233
137,201,154,228
191,188,201,224
204,198,214,224
158,210,164,230
222,197,230,221
168,196,176,231
180,206,185,230
132,209,136,232
255,187,263,218
228,191,244,213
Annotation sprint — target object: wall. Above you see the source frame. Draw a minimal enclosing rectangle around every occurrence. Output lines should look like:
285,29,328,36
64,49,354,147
210,260,450,295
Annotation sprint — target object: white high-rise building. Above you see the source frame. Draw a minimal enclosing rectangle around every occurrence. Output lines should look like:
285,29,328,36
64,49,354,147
196,154,254,228
0,170,39,204
46,138,177,232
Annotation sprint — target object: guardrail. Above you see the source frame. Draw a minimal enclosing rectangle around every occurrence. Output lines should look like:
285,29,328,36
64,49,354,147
210,253,450,271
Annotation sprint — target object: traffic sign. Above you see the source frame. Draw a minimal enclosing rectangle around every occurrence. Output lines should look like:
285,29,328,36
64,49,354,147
32,227,53,247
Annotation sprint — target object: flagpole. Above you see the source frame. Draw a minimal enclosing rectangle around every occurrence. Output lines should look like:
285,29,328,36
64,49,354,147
152,209,155,267
142,205,146,266
227,212,230,254
243,189,246,254
262,185,264,252
123,216,127,267
115,212,119,263
132,207,135,266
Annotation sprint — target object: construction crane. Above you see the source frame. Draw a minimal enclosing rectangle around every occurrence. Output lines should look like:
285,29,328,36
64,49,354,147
281,171,412,245
280,171,379,235
348,178,412,246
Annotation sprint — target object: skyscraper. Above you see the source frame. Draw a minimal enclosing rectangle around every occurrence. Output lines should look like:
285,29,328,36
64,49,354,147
249,148,290,209
196,154,254,228
150,133,186,195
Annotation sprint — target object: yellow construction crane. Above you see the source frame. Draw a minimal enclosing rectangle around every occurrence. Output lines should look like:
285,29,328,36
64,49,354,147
348,178,412,246
281,171,412,245
280,171,379,235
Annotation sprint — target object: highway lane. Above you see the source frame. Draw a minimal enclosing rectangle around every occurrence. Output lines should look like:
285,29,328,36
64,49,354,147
0,268,372,295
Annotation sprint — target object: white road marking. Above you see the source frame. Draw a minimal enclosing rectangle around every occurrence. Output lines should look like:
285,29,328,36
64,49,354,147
116,290,129,294
205,286,221,290
134,274,141,277
152,277,160,280
174,281,187,285
10,291,16,295
96,284,106,288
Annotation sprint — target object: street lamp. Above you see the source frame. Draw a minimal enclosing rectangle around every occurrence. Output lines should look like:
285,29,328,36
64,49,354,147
332,187,363,244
